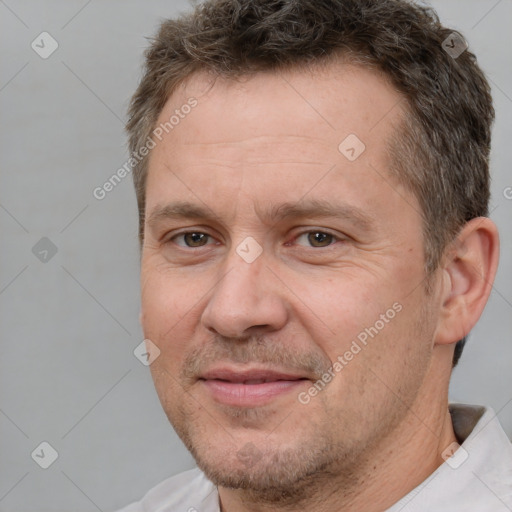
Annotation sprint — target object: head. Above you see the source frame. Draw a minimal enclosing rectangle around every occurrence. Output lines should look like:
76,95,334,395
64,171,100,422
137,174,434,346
127,0,499,502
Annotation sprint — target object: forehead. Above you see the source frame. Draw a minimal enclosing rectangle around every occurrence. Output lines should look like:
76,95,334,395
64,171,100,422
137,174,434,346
145,61,414,225
156,61,403,149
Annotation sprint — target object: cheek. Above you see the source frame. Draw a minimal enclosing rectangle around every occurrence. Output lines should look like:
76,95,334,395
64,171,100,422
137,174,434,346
140,265,199,346
300,274,397,354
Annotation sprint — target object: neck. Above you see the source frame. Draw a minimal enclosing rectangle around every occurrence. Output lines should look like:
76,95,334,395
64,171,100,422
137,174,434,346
218,351,457,512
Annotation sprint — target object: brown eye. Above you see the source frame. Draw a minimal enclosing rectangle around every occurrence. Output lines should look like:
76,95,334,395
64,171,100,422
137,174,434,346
173,232,211,247
307,232,334,247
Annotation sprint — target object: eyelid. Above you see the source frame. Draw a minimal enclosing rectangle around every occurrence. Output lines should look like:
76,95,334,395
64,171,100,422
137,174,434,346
165,227,345,248
167,229,218,247
290,228,344,247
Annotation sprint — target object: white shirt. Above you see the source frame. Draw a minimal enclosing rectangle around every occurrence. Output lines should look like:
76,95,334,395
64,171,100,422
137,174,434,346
116,404,512,512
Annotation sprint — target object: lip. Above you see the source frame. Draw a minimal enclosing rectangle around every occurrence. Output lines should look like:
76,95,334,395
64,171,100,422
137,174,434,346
199,366,309,407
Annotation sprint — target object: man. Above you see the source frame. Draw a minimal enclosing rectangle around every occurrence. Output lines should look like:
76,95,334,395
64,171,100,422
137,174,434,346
118,0,511,510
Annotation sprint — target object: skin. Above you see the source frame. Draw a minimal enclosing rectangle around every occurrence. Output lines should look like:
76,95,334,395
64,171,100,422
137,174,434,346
140,62,499,512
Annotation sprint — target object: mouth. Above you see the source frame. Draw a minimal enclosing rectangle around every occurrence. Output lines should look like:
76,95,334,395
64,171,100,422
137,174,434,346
199,367,310,406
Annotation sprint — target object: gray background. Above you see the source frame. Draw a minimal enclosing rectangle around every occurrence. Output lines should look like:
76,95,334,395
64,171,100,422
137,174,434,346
0,1,511,511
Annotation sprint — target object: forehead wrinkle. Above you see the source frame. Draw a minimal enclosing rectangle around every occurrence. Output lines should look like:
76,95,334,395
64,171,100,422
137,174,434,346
181,134,336,156
147,198,375,234
183,134,331,146
178,159,333,168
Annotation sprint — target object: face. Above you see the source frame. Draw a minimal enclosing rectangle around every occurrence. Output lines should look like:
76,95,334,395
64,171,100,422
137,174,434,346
140,63,439,497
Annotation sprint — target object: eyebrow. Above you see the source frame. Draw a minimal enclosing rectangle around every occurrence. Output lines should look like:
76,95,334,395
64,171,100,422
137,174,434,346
147,202,221,228
264,199,373,230
147,199,374,232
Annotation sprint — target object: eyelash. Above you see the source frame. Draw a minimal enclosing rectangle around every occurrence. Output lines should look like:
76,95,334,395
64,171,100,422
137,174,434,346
168,230,343,249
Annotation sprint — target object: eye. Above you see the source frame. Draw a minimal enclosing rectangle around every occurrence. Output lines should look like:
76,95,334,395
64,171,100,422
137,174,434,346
171,231,214,248
294,231,338,248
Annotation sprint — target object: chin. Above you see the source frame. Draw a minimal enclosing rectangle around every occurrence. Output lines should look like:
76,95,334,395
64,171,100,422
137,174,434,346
183,429,350,503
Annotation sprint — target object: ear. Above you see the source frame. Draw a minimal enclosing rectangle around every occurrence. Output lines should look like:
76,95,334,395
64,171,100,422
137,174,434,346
434,217,500,346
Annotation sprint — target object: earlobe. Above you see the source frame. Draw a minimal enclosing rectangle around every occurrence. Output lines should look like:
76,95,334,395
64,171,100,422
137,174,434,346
434,217,500,346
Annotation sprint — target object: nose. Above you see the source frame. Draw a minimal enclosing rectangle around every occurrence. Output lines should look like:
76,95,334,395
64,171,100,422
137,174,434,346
200,250,288,339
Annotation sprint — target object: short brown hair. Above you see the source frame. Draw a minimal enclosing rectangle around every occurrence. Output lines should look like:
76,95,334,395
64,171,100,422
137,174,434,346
126,0,494,366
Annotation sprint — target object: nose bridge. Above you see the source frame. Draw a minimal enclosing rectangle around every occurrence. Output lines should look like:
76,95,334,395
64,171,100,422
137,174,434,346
201,246,287,338
224,255,263,306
